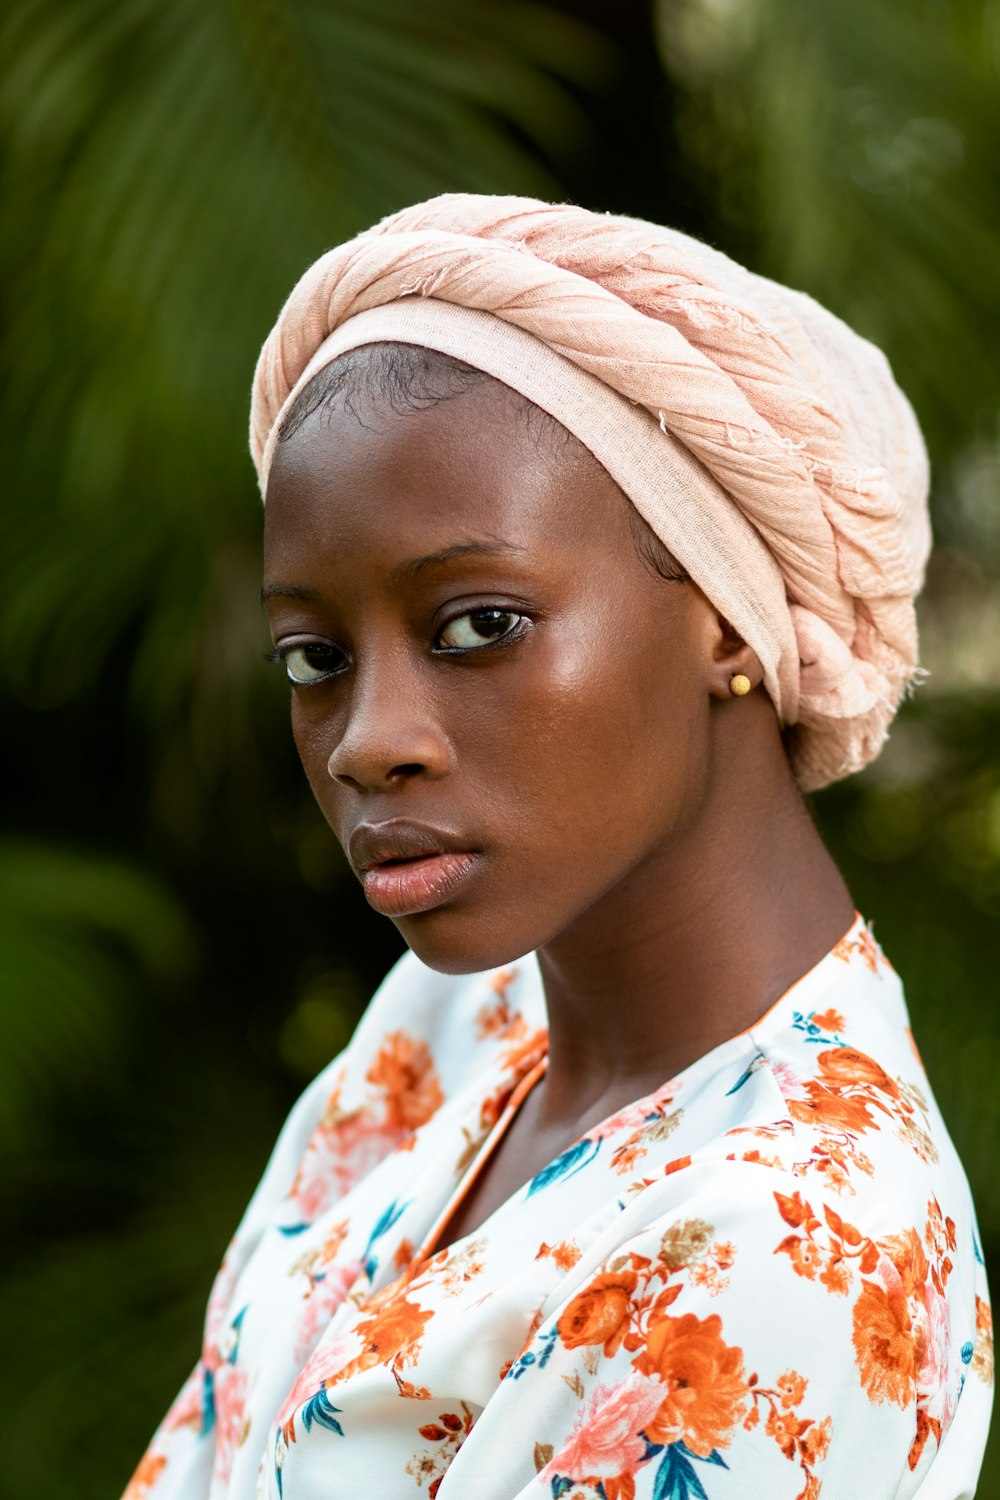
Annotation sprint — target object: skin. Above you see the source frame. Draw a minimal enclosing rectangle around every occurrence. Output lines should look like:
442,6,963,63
263,371,854,1246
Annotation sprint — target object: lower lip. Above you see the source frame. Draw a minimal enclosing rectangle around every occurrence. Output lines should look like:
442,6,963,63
361,852,481,918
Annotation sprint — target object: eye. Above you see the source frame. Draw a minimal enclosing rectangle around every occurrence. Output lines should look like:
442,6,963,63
272,642,346,685
437,608,527,651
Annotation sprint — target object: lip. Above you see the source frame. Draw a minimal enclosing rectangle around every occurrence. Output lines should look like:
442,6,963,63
348,821,482,918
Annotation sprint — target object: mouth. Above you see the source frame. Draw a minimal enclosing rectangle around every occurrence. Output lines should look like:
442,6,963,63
348,821,482,919
361,850,481,918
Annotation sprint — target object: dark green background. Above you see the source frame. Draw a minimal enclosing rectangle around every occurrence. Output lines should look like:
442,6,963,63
1,1,997,1494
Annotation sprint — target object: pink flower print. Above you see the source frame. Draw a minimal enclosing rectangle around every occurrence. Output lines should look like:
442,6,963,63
291,1114,406,1220
162,1366,204,1432
202,1243,240,1356
592,1084,678,1143
293,1260,363,1363
770,1061,805,1097
277,1329,361,1429
212,1361,249,1484
915,1281,956,1429
542,1375,665,1480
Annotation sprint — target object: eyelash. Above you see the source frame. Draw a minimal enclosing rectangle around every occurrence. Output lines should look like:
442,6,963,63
266,608,532,686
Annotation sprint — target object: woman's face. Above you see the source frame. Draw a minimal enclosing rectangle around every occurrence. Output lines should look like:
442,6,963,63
263,374,731,973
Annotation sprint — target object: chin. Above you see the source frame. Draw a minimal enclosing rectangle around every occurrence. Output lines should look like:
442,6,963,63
392,907,541,977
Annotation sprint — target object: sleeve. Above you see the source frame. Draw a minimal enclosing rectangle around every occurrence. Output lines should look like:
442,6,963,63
446,1159,928,1500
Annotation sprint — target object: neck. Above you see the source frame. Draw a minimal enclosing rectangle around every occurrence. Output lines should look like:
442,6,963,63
534,745,854,1128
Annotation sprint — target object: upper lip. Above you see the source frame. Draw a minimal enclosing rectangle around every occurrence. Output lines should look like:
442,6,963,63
348,820,474,874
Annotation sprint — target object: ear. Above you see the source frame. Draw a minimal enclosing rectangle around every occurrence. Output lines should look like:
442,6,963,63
701,601,764,703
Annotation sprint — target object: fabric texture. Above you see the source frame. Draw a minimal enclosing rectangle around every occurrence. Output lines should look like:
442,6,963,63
126,916,992,1499
249,194,932,791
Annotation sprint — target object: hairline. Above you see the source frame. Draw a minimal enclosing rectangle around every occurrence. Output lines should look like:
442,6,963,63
275,342,689,586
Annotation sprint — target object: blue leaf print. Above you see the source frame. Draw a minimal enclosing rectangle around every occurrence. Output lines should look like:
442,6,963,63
224,1305,249,1364
962,1341,975,1365
527,1137,601,1196
725,1053,765,1096
791,1010,847,1048
652,1442,711,1500
362,1197,410,1277
537,1327,559,1369
301,1386,345,1437
506,1328,558,1381
200,1366,216,1437
277,1222,310,1236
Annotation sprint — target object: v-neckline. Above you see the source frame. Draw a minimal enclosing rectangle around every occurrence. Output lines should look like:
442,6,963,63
412,909,866,1264
419,1055,549,1259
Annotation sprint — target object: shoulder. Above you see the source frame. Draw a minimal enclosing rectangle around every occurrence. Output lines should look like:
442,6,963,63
541,1146,989,1490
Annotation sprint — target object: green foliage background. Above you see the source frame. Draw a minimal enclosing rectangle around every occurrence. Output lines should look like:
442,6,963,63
1,1,997,1493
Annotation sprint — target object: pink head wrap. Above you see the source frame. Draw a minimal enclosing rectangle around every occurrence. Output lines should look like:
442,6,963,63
250,194,931,792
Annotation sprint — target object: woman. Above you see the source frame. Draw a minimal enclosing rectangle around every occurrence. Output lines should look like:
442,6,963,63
126,196,992,1499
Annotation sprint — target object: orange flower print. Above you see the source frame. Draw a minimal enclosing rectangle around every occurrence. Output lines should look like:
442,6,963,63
819,1259,851,1295
746,1370,831,1492
776,1369,808,1407
558,1269,638,1357
817,1047,897,1095
635,1313,749,1455
881,1228,929,1298
786,1046,901,1137
500,1021,549,1076
852,1276,917,1406
366,1031,444,1131
536,1239,582,1271
973,1296,994,1384
330,1291,434,1388
789,1082,877,1134
123,1452,167,1500
785,1238,824,1281
908,1409,944,1474
833,923,885,973
832,934,855,963
802,1415,832,1464
765,1404,809,1459
856,926,882,974
355,1291,433,1361
811,1008,845,1034
475,972,516,1038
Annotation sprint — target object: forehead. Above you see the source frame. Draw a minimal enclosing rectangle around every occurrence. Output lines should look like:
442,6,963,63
263,380,629,570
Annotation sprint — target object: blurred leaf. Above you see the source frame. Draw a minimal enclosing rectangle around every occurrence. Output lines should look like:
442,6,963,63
655,0,1000,515
0,840,195,1149
0,0,606,797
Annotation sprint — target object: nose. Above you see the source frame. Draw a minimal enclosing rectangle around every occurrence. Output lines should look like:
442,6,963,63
326,660,452,791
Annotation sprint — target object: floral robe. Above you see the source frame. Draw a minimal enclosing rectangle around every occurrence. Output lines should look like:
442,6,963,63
126,915,993,1500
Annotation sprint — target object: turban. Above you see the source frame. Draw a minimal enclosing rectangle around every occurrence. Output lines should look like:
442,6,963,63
250,194,931,792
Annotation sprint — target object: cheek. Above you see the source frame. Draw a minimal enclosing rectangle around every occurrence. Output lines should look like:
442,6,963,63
464,621,709,856
289,699,336,802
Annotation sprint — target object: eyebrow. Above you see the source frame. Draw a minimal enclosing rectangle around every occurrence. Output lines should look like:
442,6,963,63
389,538,526,584
261,538,527,604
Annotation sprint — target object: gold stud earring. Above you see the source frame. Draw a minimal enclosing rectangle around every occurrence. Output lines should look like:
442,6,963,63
729,674,752,697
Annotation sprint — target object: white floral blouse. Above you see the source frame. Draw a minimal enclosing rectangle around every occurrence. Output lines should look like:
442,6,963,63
125,915,993,1500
